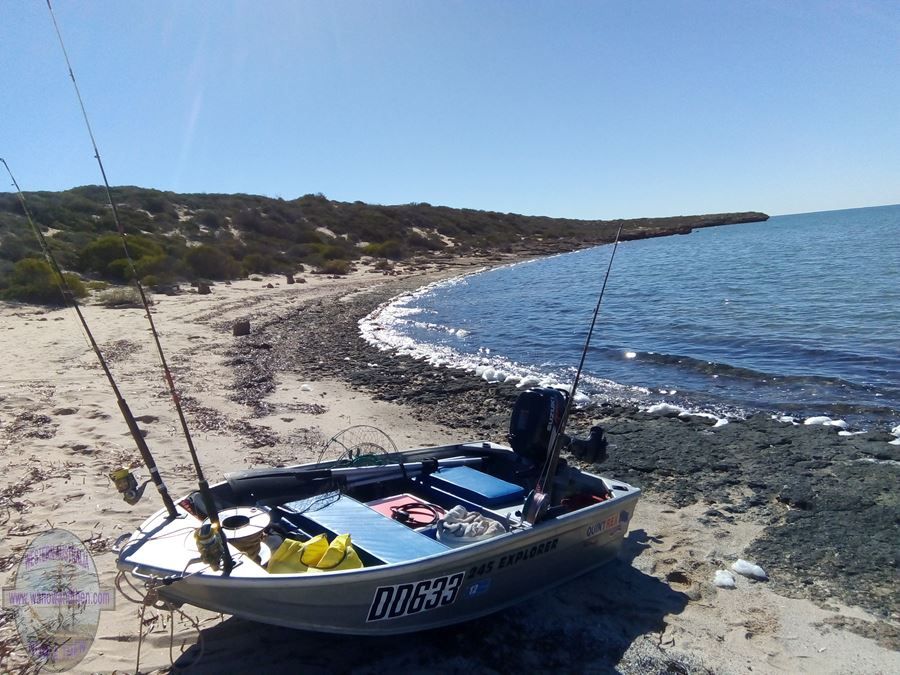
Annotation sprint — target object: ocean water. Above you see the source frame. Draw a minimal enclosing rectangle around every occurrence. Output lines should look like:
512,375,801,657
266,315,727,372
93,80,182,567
361,205,900,432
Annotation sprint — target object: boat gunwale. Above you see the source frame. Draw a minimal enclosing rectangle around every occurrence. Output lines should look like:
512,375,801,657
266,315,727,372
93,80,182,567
117,466,640,586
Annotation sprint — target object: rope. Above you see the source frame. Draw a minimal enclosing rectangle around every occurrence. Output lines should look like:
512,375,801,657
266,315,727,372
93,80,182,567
115,570,146,605
135,602,147,675
117,571,208,672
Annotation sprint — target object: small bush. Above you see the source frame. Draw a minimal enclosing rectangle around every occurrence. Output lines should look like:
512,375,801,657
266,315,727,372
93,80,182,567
241,252,278,275
105,258,135,281
141,194,171,215
316,259,351,275
286,243,319,260
198,210,222,229
185,245,241,279
85,280,110,292
78,234,163,280
362,240,408,260
134,253,180,282
97,286,143,308
0,258,86,305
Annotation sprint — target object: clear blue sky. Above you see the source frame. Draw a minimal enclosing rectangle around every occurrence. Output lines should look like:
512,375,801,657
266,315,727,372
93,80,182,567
2,1,898,219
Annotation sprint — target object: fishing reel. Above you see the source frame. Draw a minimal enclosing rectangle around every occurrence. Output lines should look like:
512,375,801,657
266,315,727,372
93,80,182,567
109,468,142,505
194,523,224,571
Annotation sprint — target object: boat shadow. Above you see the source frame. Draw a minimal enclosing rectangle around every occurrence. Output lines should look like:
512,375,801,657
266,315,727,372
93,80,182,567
172,529,687,673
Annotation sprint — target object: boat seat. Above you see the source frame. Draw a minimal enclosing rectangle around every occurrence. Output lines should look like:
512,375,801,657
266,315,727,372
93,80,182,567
283,493,449,564
423,466,525,508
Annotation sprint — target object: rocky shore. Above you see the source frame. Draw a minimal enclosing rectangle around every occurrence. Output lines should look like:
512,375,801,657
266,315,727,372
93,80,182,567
229,268,899,641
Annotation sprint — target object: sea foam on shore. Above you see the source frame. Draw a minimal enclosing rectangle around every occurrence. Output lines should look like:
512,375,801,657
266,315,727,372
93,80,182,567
360,275,900,436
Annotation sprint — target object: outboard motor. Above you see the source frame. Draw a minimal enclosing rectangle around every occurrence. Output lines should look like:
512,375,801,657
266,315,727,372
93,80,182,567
508,388,567,466
509,388,609,466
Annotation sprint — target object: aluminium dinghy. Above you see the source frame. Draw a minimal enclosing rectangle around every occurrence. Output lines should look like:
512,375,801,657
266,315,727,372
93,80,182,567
116,392,640,635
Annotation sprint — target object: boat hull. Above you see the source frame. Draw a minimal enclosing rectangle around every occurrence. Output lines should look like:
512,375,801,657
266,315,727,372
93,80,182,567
118,441,641,634
125,486,638,634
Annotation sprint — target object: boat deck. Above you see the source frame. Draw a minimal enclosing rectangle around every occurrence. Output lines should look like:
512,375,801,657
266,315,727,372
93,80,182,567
124,457,542,576
119,444,636,583
282,493,451,563
120,510,272,579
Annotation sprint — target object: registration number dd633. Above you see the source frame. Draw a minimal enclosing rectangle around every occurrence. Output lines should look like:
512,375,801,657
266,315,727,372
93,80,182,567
366,571,465,622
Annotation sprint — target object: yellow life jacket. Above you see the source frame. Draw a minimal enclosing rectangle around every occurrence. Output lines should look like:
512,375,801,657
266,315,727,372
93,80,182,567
268,533,363,574
306,533,363,573
268,533,328,574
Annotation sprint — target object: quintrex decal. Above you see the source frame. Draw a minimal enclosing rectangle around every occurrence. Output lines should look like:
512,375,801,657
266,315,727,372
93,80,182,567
366,572,465,622
585,511,629,539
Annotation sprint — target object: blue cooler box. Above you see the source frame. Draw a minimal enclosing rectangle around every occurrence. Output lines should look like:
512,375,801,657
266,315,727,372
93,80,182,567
426,466,525,508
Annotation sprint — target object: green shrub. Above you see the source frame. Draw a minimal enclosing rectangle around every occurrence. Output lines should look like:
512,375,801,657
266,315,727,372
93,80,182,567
406,231,443,251
184,245,241,279
241,252,278,275
319,242,354,260
141,194,171,215
286,243,319,260
316,259,351,275
290,227,322,244
97,286,143,307
86,280,109,292
235,208,262,230
105,258,134,281
0,258,87,305
198,210,222,228
134,253,179,282
362,240,408,260
0,233,41,262
78,234,163,280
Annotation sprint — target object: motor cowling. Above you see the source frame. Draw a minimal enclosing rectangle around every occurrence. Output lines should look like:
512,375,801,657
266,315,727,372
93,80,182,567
508,387,567,465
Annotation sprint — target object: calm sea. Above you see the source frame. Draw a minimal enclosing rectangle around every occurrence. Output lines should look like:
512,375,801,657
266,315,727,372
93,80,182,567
362,205,900,431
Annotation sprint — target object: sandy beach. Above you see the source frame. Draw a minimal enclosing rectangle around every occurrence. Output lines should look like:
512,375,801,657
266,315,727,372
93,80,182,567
1,257,898,674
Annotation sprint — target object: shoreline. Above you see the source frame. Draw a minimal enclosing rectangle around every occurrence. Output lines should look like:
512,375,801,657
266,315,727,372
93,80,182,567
359,266,900,436
236,266,899,619
1,250,898,673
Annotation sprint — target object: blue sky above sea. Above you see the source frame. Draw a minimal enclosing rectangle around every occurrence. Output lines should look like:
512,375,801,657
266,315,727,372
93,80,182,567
2,1,899,219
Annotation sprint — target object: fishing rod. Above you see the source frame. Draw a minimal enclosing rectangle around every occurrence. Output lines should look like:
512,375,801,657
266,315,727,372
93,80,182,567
45,1,234,572
523,222,625,525
1,157,179,520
